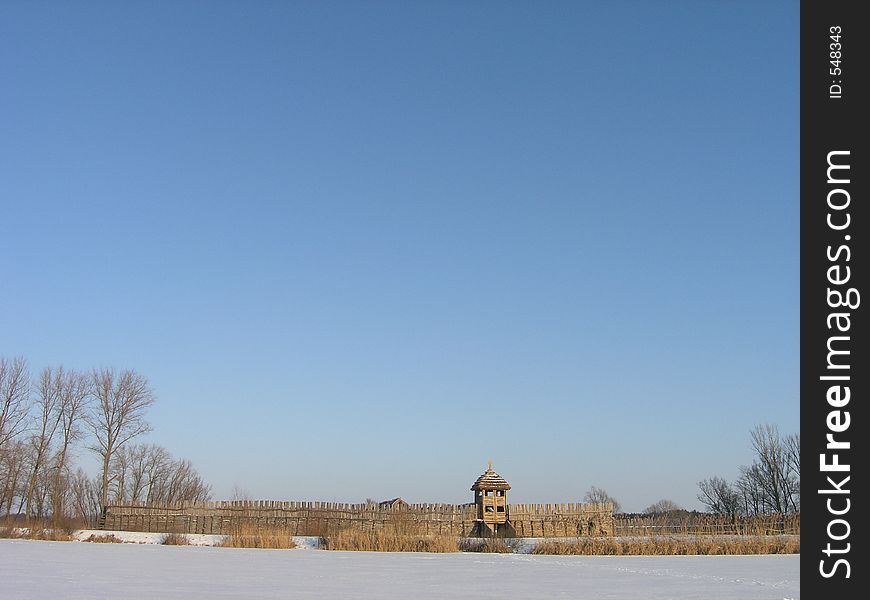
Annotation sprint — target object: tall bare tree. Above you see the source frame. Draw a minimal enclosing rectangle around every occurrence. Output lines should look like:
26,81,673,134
0,356,31,452
132,444,170,503
23,367,65,518
109,443,133,503
51,368,91,520
87,368,155,508
69,468,101,527
704,425,800,518
0,440,28,517
783,433,800,513
137,444,172,503
117,444,152,503
746,423,798,515
736,463,765,515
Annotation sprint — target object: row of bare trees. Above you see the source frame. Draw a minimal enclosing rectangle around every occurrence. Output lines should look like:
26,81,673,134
108,443,211,505
697,423,799,520
0,356,210,524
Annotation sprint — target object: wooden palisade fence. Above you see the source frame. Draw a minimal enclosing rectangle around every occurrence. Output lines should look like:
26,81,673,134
100,500,615,538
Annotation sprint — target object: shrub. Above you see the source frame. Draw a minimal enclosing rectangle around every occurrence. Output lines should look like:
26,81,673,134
458,538,515,553
160,533,191,545
83,534,124,543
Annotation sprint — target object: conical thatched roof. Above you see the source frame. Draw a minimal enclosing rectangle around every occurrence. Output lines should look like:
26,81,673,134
470,462,511,491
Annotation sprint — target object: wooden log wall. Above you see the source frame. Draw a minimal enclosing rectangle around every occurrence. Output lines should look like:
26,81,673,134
508,503,614,537
614,512,800,536
101,500,615,538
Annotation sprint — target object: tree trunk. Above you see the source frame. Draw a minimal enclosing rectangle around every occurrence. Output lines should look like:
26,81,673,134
101,450,111,508
52,442,70,523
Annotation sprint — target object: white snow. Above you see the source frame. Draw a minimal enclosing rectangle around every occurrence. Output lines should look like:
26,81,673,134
0,538,798,599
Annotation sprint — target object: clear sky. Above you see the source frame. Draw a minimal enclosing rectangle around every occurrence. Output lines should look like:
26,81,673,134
1,1,798,512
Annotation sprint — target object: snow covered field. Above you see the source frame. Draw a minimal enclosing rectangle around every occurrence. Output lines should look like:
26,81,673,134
0,538,798,599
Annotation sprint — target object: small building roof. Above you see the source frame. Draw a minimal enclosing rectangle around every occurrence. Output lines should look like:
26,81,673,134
378,497,408,508
470,461,511,491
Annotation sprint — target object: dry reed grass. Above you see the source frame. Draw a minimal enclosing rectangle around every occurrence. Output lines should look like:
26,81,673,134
322,529,459,553
26,529,74,542
458,538,515,553
218,522,297,549
82,533,124,543
532,535,800,556
50,516,87,535
160,533,192,545
0,526,74,541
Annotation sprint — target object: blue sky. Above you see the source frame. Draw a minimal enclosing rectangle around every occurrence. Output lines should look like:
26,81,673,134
0,1,798,512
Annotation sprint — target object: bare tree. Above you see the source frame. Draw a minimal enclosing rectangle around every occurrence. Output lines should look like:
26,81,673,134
28,455,55,518
108,444,132,504
123,444,167,503
23,368,65,518
583,486,621,513
109,443,211,505
736,463,765,515
697,476,741,519
49,466,75,523
0,356,31,452
746,423,799,515
69,468,101,527
643,499,682,514
140,445,172,503
0,440,28,517
51,368,91,520
160,458,212,504
783,433,800,513
86,368,155,508
702,425,801,518
110,443,171,504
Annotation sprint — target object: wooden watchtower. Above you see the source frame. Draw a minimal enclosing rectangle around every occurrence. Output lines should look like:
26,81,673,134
471,461,511,536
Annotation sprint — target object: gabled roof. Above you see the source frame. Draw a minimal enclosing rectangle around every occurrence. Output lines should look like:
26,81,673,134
378,497,408,508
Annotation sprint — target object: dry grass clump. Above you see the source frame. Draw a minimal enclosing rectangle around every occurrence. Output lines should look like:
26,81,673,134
51,517,86,536
25,528,74,542
322,529,459,553
83,533,124,543
218,523,297,549
533,538,621,555
458,538,515,553
0,527,73,541
532,536,800,556
160,533,192,545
